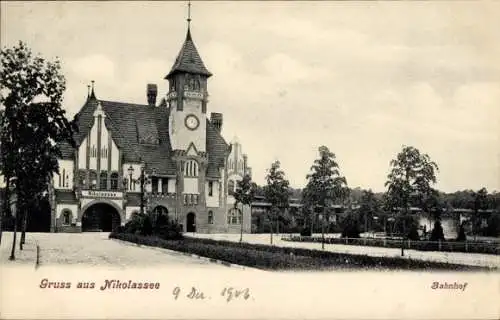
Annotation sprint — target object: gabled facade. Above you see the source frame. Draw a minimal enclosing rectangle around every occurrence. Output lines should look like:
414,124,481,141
47,23,251,234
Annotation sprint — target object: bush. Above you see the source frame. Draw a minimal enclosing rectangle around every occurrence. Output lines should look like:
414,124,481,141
407,225,420,241
158,221,184,240
430,220,445,241
341,219,360,239
140,215,153,236
456,224,466,241
300,226,312,237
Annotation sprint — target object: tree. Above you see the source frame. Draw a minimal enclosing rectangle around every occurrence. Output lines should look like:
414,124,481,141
385,145,439,226
0,41,76,258
358,189,381,233
233,174,256,243
303,146,348,244
471,187,488,239
263,160,290,244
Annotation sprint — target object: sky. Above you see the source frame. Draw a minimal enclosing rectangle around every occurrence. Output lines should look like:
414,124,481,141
2,1,499,193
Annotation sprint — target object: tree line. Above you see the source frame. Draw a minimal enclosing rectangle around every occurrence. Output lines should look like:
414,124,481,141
238,144,500,240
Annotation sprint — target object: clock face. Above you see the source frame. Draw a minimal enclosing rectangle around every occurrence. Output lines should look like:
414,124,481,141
185,114,200,130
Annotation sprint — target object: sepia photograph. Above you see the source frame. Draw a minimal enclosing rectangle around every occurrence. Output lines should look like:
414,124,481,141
0,1,499,319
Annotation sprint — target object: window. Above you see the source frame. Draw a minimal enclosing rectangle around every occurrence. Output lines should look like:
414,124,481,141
162,178,169,194
183,194,198,206
110,172,118,190
208,211,214,224
153,206,168,217
100,171,108,190
62,210,72,225
184,160,199,177
62,169,66,188
151,177,158,194
227,208,241,225
89,171,97,190
79,170,86,187
101,147,108,158
91,145,97,158
208,181,213,196
228,180,235,196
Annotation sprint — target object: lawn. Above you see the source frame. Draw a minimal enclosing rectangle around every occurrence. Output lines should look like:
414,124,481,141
109,232,494,271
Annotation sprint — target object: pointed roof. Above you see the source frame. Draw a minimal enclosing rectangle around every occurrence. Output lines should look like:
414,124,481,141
166,28,212,78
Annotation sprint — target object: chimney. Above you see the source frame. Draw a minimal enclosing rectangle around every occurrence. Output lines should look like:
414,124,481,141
147,84,158,106
210,112,223,132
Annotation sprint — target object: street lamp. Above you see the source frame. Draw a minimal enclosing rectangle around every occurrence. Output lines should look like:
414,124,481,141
140,161,146,215
127,165,134,191
139,161,150,216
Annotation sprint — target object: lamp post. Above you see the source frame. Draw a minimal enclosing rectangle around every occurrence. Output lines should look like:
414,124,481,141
140,161,146,215
127,165,134,191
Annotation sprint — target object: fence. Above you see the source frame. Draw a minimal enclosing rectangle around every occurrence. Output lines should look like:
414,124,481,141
282,235,500,255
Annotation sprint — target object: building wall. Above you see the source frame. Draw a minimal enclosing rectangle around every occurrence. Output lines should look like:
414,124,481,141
205,181,220,207
125,206,140,222
417,215,459,239
54,160,75,190
183,177,198,194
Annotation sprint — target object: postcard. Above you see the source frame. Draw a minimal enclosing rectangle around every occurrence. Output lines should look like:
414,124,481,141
0,1,499,319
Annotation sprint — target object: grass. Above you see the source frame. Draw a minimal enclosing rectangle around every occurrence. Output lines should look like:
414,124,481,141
109,232,493,271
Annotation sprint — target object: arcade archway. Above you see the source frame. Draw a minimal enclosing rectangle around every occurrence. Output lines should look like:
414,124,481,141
81,202,121,232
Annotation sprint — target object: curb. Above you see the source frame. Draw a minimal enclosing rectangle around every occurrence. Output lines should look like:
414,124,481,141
112,238,252,270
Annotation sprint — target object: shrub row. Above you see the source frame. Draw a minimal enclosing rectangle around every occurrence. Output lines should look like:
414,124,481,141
284,236,500,255
109,232,490,271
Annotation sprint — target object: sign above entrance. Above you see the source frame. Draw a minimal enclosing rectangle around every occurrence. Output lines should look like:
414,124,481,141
81,190,123,199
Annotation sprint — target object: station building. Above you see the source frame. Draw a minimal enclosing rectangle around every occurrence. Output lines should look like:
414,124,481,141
43,22,251,233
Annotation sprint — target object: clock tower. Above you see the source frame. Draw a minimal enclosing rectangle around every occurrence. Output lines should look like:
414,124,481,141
166,25,212,153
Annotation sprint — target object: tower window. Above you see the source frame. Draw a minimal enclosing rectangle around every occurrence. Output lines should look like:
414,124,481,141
208,211,214,224
208,181,213,196
184,160,199,177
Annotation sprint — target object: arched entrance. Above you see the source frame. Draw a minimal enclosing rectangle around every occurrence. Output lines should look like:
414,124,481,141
82,202,121,232
186,212,196,232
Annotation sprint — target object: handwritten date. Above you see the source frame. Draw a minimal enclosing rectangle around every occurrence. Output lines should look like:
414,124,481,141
221,287,251,302
172,286,251,302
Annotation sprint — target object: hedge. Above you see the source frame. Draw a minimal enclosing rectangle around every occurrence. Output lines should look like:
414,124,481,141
109,232,491,271
284,236,500,255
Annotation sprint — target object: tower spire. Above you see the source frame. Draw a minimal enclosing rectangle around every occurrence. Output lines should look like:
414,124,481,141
89,80,96,99
187,1,192,29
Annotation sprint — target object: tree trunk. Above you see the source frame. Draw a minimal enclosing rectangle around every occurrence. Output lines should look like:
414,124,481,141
9,213,18,261
269,209,273,245
239,203,243,243
0,176,10,246
20,207,28,249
